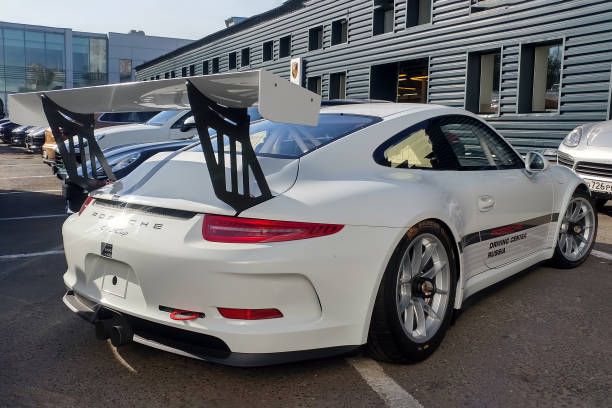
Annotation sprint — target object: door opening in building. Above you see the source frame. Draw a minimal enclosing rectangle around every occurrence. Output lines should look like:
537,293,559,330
370,58,429,103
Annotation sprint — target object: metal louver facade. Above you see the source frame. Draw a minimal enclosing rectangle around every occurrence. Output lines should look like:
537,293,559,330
136,0,612,153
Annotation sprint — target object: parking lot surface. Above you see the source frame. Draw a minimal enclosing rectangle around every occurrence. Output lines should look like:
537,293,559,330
1,142,611,408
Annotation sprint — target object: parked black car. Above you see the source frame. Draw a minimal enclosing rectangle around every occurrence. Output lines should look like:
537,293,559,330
0,121,20,143
25,127,47,153
11,125,34,146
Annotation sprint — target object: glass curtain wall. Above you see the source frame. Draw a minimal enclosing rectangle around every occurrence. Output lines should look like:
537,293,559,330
73,36,108,87
0,28,66,110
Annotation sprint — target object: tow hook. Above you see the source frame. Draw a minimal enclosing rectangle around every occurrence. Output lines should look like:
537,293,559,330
170,310,202,321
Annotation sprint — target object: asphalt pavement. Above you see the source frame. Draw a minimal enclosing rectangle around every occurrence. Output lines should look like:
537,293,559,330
1,142,611,408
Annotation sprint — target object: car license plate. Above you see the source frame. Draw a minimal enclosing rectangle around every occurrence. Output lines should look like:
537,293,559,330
584,178,612,194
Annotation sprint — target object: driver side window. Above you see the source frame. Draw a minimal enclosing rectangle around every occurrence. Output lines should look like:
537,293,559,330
374,115,522,171
434,115,522,170
373,120,460,170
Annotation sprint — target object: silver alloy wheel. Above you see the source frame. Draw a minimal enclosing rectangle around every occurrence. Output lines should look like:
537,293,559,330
396,233,451,343
559,197,595,262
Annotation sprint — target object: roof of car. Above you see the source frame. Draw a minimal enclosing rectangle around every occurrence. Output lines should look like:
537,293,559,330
319,103,450,118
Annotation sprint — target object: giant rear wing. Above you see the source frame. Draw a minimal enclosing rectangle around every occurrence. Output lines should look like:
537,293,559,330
9,70,322,212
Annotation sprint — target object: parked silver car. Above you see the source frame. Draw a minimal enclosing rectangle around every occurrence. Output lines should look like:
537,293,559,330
557,121,612,210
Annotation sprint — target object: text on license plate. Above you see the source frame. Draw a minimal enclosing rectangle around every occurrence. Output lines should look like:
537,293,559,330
585,178,612,193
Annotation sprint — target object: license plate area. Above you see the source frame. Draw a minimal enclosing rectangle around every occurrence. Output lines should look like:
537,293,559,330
86,255,131,299
584,178,612,194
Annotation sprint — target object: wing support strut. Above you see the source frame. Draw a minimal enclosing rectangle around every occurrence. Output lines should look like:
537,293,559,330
41,94,115,191
186,80,272,213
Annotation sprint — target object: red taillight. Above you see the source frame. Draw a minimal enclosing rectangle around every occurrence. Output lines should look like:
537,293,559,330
202,215,343,243
218,308,283,320
78,196,94,216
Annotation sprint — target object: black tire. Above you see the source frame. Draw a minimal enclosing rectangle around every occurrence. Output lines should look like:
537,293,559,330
367,220,457,363
550,190,598,269
595,198,608,212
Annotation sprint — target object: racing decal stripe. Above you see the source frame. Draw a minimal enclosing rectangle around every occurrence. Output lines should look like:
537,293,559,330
461,213,559,250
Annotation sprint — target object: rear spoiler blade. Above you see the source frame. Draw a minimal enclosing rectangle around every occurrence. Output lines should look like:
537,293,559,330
8,70,322,212
9,70,321,127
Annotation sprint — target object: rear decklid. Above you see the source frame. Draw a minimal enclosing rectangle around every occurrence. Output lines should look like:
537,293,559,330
94,150,299,216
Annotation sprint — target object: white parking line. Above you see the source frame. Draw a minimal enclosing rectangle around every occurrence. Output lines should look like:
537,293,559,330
0,175,55,179
107,340,138,373
347,357,423,408
0,163,47,166
591,250,612,262
0,189,61,195
0,214,68,221
0,249,65,260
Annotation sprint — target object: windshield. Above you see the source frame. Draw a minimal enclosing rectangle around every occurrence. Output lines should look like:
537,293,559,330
145,110,182,126
190,114,379,159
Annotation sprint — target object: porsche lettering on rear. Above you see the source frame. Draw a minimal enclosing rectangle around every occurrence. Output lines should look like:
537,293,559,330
91,211,163,230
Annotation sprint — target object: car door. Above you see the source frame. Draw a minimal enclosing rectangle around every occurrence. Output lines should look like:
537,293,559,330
432,115,554,272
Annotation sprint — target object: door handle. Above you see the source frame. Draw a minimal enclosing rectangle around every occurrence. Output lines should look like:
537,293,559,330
478,195,495,212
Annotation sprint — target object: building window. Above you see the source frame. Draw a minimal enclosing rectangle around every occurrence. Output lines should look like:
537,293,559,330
370,58,429,103
189,64,195,76
155,75,160,80
279,35,291,58
397,59,429,103
164,72,170,79
119,59,132,82
203,60,209,75
466,50,501,114
308,26,323,51
307,76,322,95
330,72,347,99
212,57,219,73
181,67,187,77
229,52,237,69
3,30,67,92
406,0,432,27
150,76,154,81
262,41,273,62
241,48,250,66
72,36,107,87
373,0,394,36
331,19,348,45
171,70,176,78
518,41,562,113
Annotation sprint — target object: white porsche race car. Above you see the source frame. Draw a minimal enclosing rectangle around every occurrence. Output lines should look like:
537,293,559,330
9,70,598,366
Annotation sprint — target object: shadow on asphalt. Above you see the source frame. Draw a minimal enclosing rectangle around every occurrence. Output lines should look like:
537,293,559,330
0,190,65,218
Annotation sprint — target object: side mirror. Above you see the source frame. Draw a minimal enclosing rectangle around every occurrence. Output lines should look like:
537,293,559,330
524,151,549,177
180,116,196,132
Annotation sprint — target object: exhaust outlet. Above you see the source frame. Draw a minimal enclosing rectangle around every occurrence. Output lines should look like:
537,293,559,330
110,325,133,347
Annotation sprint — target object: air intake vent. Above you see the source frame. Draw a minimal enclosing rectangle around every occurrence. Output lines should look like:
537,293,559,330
575,161,612,179
557,152,574,169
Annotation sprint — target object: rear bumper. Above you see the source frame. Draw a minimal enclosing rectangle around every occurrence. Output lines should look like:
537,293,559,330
62,205,401,357
63,290,358,367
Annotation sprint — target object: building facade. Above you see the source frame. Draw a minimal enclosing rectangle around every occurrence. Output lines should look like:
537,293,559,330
136,0,612,153
0,21,192,110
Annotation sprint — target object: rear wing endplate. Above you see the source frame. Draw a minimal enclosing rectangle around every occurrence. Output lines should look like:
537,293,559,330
9,70,321,212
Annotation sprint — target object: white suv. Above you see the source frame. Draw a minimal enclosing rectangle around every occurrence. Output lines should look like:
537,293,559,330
557,121,612,210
